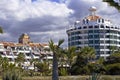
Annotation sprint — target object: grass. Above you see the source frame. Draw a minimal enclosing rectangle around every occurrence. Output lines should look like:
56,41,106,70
0,75,119,80
22,75,120,80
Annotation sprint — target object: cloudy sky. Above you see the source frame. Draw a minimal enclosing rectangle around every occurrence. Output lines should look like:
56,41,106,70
0,0,119,47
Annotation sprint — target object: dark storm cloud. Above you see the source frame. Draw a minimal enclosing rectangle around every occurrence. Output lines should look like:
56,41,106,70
6,15,69,39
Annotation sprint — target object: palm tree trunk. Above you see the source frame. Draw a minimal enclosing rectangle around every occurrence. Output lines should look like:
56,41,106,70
52,53,59,80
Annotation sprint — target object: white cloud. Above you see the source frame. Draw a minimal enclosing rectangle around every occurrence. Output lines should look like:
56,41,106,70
0,0,73,21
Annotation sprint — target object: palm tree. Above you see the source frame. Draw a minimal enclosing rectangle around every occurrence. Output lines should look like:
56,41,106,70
103,0,120,11
71,47,95,75
15,53,25,68
49,39,64,80
0,56,9,74
30,58,39,71
65,46,76,75
2,57,9,72
79,47,95,63
35,61,50,76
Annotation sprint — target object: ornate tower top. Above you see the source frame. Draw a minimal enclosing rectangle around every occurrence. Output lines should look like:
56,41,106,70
89,6,97,16
18,33,31,44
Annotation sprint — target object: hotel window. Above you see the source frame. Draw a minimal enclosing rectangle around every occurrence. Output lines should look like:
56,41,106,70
110,35,114,38
79,36,82,39
75,31,81,35
94,30,99,33
96,51,100,55
102,19,104,23
78,27,81,29
89,30,93,33
100,46,104,49
100,40,104,43
106,26,110,28
83,26,87,29
95,45,99,49
111,30,117,34
86,19,89,23
98,19,100,23
106,46,110,49
99,30,104,33
71,37,75,40
106,30,110,33
114,36,118,39
100,25,104,28
114,41,118,44
109,41,113,44
106,35,110,38
115,27,117,29
111,27,114,28
106,51,111,54
75,41,78,45
71,42,75,46
89,26,93,28
89,35,93,38
68,38,70,41
89,40,93,44
84,36,88,39
71,32,74,35
105,40,110,44
95,25,99,28
82,30,88,34
84,41,88,44
78,41,82,44
83,19,85,24
94,35,99,38
100,51,104,54
95,40,99,44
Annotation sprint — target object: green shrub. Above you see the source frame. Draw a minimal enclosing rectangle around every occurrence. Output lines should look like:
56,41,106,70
105,63,120,75
59,68,68,76
2,70,22,80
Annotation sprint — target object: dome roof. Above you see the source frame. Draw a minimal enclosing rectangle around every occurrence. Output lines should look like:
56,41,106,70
89,6,97,11
85,15,101,21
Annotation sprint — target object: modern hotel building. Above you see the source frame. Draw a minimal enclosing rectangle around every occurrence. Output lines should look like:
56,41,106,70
66,7,120,58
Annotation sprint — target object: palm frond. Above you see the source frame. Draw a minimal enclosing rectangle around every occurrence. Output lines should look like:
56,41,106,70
103,0,120,11
58,39,64,47
0,27,3,33
48,39,55,52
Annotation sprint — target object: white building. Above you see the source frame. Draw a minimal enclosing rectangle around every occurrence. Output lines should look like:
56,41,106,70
66,6,120,59
0,33,53,69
